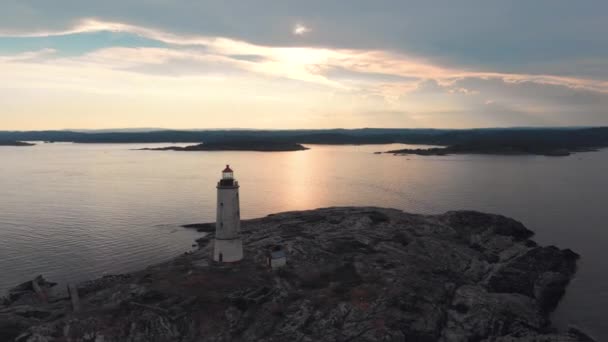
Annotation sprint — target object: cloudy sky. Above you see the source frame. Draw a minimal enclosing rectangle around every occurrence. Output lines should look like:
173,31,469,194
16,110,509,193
1,0,607,130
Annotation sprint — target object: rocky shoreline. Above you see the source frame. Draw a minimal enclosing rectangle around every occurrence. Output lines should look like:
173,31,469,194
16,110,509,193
1,207,594,341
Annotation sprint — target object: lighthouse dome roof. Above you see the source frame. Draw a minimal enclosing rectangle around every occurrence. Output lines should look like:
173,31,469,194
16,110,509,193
223,165,233,172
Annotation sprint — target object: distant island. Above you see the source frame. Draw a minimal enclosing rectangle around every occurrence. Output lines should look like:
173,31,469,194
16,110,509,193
0,207,592,341
0,141,35,147
385,144,596,157
2,127,608,156
140,141,309,152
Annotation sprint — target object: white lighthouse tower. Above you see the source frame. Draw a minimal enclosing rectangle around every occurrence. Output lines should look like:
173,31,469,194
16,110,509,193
213,165,243,263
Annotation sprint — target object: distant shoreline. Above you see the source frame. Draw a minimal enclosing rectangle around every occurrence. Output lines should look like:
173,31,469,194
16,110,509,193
3,127,608,157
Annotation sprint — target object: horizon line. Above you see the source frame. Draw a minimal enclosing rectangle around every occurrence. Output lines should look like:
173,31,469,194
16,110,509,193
1,125,606,133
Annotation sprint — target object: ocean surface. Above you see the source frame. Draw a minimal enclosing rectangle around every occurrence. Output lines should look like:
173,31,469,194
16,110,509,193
0,143,606,339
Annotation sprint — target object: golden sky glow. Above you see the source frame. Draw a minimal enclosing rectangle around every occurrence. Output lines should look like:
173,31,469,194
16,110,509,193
1,12,608,129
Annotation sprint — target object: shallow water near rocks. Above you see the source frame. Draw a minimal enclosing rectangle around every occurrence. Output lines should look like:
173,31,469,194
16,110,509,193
0,143,606,339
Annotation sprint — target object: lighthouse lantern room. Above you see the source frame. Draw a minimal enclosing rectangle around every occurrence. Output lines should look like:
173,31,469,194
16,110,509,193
222,165,234,180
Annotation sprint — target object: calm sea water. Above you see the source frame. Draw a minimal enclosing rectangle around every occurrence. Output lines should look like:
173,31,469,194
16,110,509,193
1,143,606,338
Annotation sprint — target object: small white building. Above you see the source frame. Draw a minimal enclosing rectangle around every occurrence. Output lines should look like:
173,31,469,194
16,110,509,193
267,246,287,269
213,165,243,263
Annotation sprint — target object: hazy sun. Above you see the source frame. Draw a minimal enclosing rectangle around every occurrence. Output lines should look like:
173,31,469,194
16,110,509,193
293,24,311,36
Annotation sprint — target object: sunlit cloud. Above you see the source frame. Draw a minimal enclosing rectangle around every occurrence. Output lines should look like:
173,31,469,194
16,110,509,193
2,18,608,129
0,48,57,62
2,18,607,96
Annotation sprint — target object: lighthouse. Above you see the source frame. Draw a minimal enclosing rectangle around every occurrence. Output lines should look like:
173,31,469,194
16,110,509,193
213,165,243,263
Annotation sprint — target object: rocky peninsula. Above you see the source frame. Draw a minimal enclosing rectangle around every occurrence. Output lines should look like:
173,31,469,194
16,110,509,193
1,207,593,342
385,145,596,157
0,141,35,147
140,141,308,152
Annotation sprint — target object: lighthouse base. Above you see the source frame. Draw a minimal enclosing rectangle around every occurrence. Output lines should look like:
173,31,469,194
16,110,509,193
213,239,243,263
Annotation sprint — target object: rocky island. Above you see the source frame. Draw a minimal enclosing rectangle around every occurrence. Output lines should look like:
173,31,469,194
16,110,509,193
1,207,593,342
0,141,35,147
385,145,596,157
140,141,309,152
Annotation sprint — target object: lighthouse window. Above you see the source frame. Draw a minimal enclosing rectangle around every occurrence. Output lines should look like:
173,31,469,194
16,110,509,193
220,202,223,206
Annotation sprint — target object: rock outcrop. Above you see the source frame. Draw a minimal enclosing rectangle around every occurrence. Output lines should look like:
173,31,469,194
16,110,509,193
0,207,592,341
